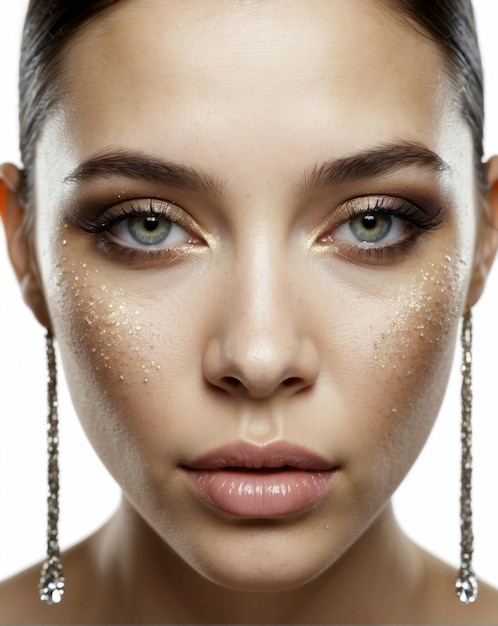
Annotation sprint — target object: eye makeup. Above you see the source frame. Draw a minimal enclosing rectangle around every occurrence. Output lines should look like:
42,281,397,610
65,176,449,271
316,194,446,265
70,197,206,264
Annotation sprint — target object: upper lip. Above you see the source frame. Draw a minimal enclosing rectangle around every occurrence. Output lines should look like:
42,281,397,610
184,440,336,471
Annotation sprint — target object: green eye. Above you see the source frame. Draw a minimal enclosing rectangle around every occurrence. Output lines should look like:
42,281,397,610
349,214,392,243
127,215,173,245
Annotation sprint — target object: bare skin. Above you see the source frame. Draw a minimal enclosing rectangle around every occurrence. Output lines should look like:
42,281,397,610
0,504,498,624
1,0,498,623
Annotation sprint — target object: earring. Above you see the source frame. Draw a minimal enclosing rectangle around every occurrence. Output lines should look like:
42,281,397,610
455,310,478,604
39,329,65,605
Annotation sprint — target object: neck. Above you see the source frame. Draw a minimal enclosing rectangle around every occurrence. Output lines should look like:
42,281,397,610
89,499,424,623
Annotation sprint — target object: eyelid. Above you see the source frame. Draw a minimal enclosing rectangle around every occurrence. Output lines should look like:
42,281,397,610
71,196,210,265
78,198,181,229
74,197,207,241
315,194,444,241
312,193,445,265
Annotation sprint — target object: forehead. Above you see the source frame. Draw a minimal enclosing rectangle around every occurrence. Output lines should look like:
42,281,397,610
47,0,463,183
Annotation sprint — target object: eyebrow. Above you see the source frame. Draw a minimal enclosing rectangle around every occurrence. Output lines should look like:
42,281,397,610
302,141,451,193
65,148,225,198
65,141,450,198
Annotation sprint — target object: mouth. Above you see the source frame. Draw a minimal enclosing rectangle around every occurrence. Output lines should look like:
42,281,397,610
183,441,339,518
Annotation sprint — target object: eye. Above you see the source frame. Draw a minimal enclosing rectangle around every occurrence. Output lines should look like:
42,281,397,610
74,198,206,263
316,195,444,264
109,214,190,248
332,212,407,245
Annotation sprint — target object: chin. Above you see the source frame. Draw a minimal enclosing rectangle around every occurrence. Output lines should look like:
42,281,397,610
184,536,336,593
200,563,325,593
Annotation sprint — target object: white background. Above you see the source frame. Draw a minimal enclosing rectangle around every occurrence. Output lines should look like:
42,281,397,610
0,1,497,589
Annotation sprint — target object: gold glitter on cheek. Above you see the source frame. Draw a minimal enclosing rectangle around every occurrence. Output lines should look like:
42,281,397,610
368,253,468,407
352,251,472,477
49,234,162,386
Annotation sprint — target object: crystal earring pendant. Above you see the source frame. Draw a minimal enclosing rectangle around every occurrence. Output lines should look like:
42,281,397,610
39,329,65,605
455,311,478,604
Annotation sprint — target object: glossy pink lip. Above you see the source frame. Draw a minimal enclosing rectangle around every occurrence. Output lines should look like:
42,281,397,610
183,441,338,518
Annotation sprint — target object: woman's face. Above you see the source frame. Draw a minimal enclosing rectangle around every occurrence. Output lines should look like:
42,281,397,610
31,0,480,589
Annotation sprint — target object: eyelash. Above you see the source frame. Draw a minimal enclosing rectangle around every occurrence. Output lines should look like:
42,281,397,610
318,195,444,264
76,199,202,261
75,194,444,266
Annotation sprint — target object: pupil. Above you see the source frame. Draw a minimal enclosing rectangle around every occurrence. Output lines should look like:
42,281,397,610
144,216,159,231
362,215,377,229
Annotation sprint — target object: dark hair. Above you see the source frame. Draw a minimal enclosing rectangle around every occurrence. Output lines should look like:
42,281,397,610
19,0,486,202
382,0,486,190
19,1,121,202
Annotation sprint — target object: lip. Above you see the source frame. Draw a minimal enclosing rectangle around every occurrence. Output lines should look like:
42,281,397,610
183,441,338,518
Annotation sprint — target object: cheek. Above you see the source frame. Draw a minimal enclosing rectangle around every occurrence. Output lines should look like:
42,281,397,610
340,255,467,491
43,247,172,476
50,260,157,384
42,235,214,499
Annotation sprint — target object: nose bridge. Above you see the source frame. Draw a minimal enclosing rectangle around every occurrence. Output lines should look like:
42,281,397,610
204,231,320,398
231,238,289,359
229,182,293,335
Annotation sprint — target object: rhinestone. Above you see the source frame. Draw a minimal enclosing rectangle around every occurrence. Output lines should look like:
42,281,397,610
40,578,65,605
455,575,478,604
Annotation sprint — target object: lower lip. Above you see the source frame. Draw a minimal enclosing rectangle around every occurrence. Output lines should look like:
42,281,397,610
185,468,335,517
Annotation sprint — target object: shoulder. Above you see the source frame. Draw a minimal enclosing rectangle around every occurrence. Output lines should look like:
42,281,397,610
0,543,94,624
0,562,57,625
452,579,498,625
467,580,498,624
421,552,498,624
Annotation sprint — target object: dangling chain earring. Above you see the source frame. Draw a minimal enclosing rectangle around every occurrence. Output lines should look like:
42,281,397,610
455,310,478,604
39,329,65,605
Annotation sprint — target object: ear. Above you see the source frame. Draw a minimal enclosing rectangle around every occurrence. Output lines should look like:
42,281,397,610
0,163,51,328
466,156,498,309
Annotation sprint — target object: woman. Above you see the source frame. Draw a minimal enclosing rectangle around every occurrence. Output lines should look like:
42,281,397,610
0,0,497,622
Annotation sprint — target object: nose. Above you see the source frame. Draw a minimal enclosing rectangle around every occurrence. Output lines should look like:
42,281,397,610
202,248,320,400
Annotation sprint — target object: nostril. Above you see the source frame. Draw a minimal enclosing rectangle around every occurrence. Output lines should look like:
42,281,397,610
220,375,306,393
282,377,302,388
222,376,244,389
